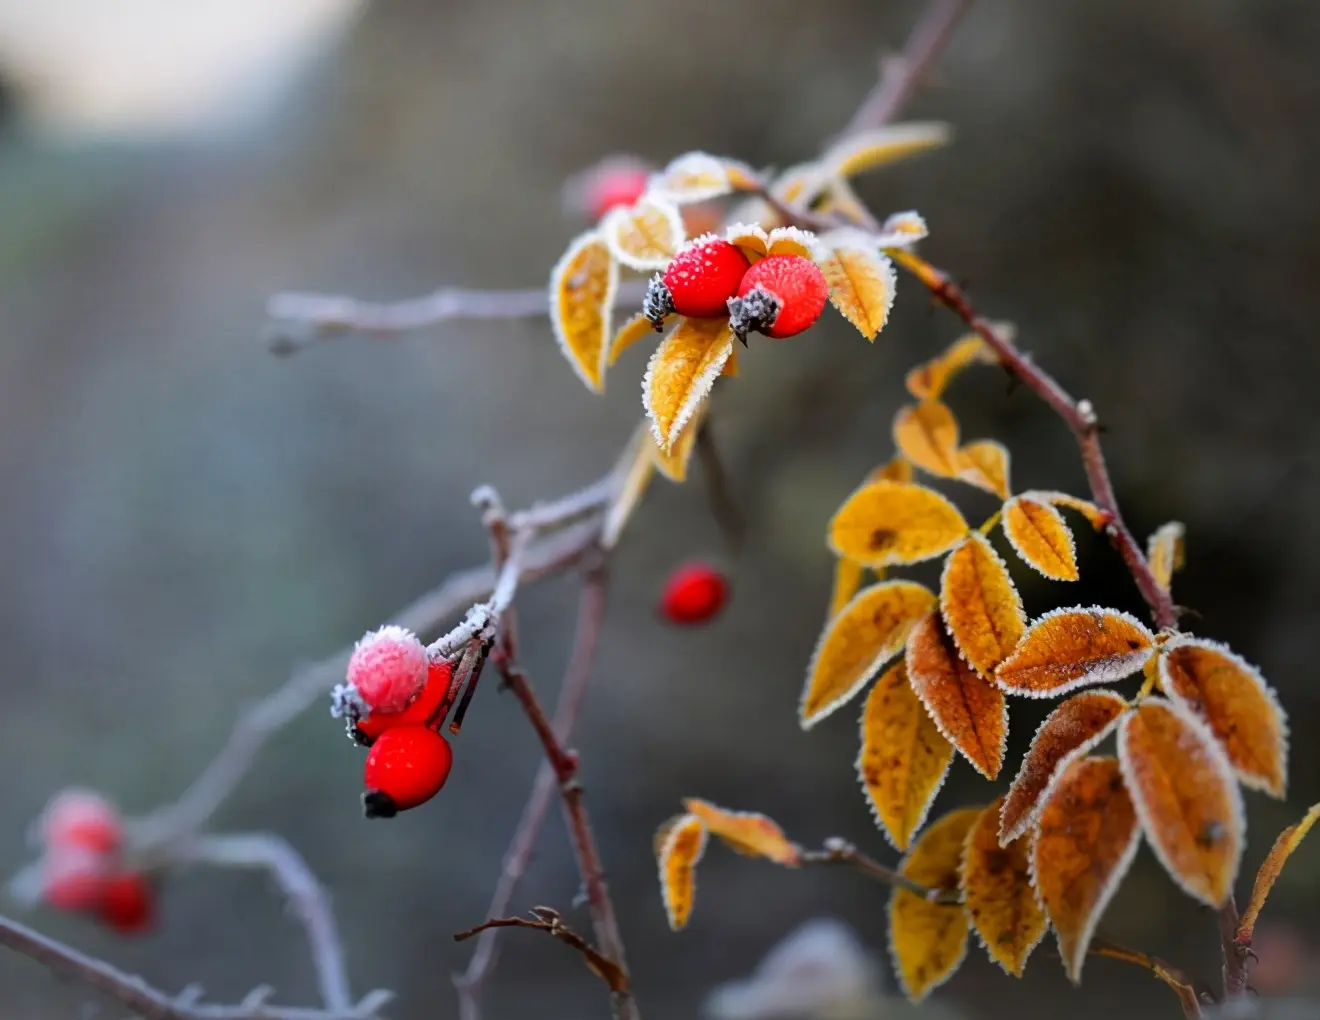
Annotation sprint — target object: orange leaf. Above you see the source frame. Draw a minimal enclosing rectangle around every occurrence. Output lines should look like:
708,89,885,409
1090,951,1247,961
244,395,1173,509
906,612,1007,779
818,229,897,340
609,311,660,368
1238,802,1320,943
1031,755,1141,984
905,332,1000,400
1118,698,1244,907
822,121,952,181
888,806,978,1002
1028,489,1111,531
601,196,684,270
961,798,1047,976
601,421,656,551
866,455,915,486
1159,637,1287,798
549,230,618,393
649,151,736,205
857,662,954,850
651,400,707,484
1001,495,1078,581
682,799,801,866
999,689,1130,845
829,480,968,568
801,580,937,727
995,607,1154,697
955,440,1011,500
940,532,1026,678
893,400,961,477
721,343,739,377
643,316,735,451
655,813,708,931
828,557,866,619
1146,522,1186,594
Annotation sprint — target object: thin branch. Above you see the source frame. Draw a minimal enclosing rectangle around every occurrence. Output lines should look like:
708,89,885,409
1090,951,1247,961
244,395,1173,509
453,907,628,997
1089,938,1206,1019
800,838,960,904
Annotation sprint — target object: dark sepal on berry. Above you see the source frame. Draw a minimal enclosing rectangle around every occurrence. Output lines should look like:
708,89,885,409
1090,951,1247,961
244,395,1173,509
348,724,375,748
643,273,675,331
362,790,399,819
726,285,781,346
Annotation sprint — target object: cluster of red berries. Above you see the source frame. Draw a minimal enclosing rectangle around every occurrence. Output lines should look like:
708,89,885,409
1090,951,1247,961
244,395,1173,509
331,625,456,819
659,562,729,626
37,789,155,934
644,236,829,343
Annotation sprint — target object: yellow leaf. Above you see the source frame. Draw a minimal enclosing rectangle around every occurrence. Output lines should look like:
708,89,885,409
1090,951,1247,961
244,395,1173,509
1032,755,1141,984
725,222,770,262
1002,495,1079,581
888,806,978,1002
905,333,1000,400
801,580,937,728
995,607,1154,697
1118,698,1244,907
601,196,685,270
609,311,660,368
893,400,961,477
866,455,915,486
649,151,736,205
682,799,801,866
643,316,735,451
858,662,954,850
721,343,739,377
651,400,706,483
1238,802,1320,943
828,557,866,619
816,178,875,230
822,122,952,181
961,798,1047,976
818,229,897,340
955,441,1011,500
940,532,1026,678
655,813,708,931
875,210,930,249
829,480,968,568
601,420,656,550
765,226,824,261
549,230,618,393
1027,489,1111,530
1147,522,1186,594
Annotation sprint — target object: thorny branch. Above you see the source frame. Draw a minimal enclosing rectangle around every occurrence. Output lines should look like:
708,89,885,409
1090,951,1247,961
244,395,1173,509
453,908,628,998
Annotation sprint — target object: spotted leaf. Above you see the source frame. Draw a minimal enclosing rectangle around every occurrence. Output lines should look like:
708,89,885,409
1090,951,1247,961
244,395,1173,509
961,798,1047,976
829,480,968,568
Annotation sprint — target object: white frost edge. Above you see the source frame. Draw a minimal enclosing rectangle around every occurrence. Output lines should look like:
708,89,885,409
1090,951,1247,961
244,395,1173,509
875,210,931,249
1000,495,1078,581
657,814,709,931
647,151,735,206
938,531,1026,679
640,321,732,451
995,605,1155,698
962,805,1049,976
723,221,770,253
765,225,827,263
821,241,897,340
601,197,686,271
548,229,616,393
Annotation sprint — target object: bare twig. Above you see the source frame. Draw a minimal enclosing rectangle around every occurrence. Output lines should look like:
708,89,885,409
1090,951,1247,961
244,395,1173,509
800,838,960,904
453,908,628,997
1089,938,1206,1019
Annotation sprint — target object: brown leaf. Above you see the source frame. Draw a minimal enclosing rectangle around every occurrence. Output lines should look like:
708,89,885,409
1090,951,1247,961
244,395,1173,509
888,806,978,1002
1159,637,1287,798
1147,522,1186,594
801,580,937,727
940,532,1026,678
906,612,1008,779
609,311,660,368
1031,755,1142,984
956,440,1011,499
549,230,618,393
1238,802,1320,944
995,607,1154,697
601,196,684,270
682,799,801,866
828,557,866,619
961,798,1047,976
643,316,735,451
651,400,706,484
905,332,1000,401
1118,698,1244,907
999,689,1130,845
829,480,968,568
893,400,961,477
1001,495,1079,581
656,813,708,931
818,229,897,340
857,662,955,850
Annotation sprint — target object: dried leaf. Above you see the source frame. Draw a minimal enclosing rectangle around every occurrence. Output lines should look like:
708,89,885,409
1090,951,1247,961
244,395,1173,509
649,151,736,205
765,226,825,261
817,229,897,340
1238,802,1320,943
893,400,961,477
995,607,1154,697
940,532,1026,678
1147,522,1187,594
999,689,1130,845
1118,698,1244,907
875,210,930,249
549,230,618,393
955,441,1012,500
601,420,656,550
888,807,979,1002
601,197,685,271
829,480,968,568
905,333,999,400
906,612,1008,779
652,400,706,483
961,798,1048,976
1159,637,1287,798
866,456,915,486
1001,495,1078,581
656,813,708,931
643,316,735,451
1031,755,1141,984
857,662,955,850
1028,490,1111,530
801,580,937,727
823,122,952,180
682,799,801,866
828,557,866,619
609,311,660,367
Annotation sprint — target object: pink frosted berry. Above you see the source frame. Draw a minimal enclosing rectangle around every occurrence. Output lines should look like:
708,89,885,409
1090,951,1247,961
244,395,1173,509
41,788,123,855
340,625,428,717
42,847,110,912
562,155,653,221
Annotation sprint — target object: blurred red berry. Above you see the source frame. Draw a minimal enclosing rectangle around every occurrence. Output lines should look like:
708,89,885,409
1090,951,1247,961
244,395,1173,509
645,236,751,327
352,656,454,745
99,872,155,935
660,563,729,626
337,624,428,720
42,848,110,912
563,155,653,221
40,788,123,855
728,254,828,340
362,725,454,818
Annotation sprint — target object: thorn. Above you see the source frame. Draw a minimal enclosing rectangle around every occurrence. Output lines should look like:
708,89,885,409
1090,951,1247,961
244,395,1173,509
239,986,275,1011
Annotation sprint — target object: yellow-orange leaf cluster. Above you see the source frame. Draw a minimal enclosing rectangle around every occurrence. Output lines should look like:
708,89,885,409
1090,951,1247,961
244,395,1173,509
549,231,618,393
995,607,1154,697
961,798,1047,976
655,813,707,931
643,316,735,451
1001,494,1078,581
682,799,801,866
940,532,1025,679
828,480,968,568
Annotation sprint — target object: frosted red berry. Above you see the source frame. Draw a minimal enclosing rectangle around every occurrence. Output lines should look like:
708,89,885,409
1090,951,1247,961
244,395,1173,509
644,236,751,328
40,788,123,855
99,872,155,934
42,848,110,912
352,657,454,746
660,563,729,626
338,625,428,719
727,254,828,341
564,155,652,221
362,725,454,818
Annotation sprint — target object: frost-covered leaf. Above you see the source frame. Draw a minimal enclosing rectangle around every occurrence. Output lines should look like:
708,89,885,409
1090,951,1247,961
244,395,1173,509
893,400,961,478
1002,495,1079,581
765,226,825,261
956,441,1011,500
999,690,1130,845
906,612,1007,779
725,222,770,262
858,662,954,850
822,122,952,181
905,332,1001,400
818,229,897,340
1239,803,1320,944
1147,522,1187,594
682,799,800,866
1031,755,1141,984
1118,698,1244,907
721,344,739,377
874,210,930,249
601,196,685,270
829,480,968,568
601,420,657,550
1028,490,1111,531
1159,636,1287,797
828,557,866,619
888,806,978,1002
961,798,1047,977
656,812,707,931
801,580,937,727
649,151,737,205
940,532,1026,678
643,316,735,451
609,311,661,367
549,230,618,392
652,399,706,483
996,608,1154,697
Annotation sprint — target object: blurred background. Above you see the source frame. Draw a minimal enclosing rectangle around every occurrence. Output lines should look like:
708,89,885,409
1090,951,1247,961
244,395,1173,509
2,1,1319,1018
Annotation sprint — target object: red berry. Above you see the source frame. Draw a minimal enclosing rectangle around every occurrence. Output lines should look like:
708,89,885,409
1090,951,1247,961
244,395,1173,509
728,254,828,340
99,872,155,935
352,657,454,745
660,562,729,626
362,726,454,818
42,848,110,912
41,788,123,855
645,236,751,327
563,156,652,221
341,625,428,717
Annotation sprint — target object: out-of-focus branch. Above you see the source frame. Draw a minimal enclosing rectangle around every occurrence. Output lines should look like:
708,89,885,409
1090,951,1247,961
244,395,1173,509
453,908,628,999
1090,938,1206,1019
800,838,960,904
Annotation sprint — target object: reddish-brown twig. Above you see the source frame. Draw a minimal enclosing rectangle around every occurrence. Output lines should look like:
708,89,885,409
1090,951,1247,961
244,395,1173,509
1089,938,1206,1019
453,907,628,998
